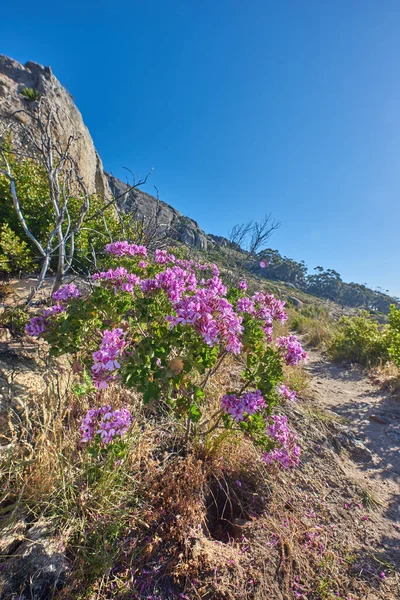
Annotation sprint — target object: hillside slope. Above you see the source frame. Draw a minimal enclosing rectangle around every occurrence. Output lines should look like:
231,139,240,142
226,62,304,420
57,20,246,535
0,54,398,312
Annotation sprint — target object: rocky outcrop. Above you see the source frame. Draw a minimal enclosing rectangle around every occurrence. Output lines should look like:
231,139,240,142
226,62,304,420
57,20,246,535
0,55,225,252
107,173,210,250
0,55,111,199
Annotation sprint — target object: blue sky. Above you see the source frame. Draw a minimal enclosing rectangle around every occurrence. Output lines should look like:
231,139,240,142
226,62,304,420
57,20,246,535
1,1,399,296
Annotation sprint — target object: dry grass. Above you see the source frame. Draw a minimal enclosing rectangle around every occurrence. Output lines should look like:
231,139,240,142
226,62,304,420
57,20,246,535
283,363,310,396
369,361,400,395
286,306,336,350
1,347,399,599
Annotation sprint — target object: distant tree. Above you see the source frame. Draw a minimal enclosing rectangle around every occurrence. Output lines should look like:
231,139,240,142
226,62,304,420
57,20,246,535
307,267,342,301
229,213,281,259
257,248,307,286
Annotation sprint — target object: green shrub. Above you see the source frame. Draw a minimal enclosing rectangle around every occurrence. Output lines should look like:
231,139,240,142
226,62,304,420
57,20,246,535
0,281,12,300
0,223,35,275
388,304,400,367
20,87,41,101
0,146,122,276
328,311,389,366
0,306,29,337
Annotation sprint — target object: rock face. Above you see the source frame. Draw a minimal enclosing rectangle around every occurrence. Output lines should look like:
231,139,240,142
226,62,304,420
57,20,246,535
0,54,233,253
0,55,111,199
107,173,210,250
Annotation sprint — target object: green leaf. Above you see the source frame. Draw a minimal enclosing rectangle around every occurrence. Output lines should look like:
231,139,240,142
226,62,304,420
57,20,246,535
188,404,202,422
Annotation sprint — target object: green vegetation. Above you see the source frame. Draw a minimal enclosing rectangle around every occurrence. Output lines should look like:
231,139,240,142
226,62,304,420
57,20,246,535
0,223,35,274
0,306,29,337
388,304,400,366
255,249,399,314
328,308,400,367
20,86,41,101
0,147,122,278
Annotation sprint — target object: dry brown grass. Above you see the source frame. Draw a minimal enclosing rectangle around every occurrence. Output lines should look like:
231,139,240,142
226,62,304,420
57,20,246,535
1,347,399,599
369,361,400,395
287,308,335,350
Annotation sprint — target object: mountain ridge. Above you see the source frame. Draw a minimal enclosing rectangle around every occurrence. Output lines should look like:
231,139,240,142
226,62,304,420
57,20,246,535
0,54,398,311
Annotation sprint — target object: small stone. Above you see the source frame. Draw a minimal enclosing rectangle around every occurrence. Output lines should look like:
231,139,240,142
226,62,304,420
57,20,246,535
369,414,390,425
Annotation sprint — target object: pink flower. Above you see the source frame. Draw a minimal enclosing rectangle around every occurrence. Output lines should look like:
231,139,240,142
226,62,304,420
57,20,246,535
276,384,297,402
52,283,81,301
105,241,147,257
25,304,66,336
155,249,176,264
276,335,308,365
25,316,47,337
259,260,267,268
239,280,248,291
221,390,266,421
91,328,126,389
263,415,300,468
167,286,243,354
80,405,132,444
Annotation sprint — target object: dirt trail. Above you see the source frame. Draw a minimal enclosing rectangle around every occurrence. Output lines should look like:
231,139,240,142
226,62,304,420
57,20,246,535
305,349,400,564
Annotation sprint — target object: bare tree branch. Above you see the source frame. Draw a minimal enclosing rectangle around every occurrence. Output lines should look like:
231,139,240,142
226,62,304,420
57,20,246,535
0,97,91,300
229,213,280,258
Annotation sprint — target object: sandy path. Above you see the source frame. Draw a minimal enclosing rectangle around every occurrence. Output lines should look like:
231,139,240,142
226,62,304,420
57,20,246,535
305,350,400,564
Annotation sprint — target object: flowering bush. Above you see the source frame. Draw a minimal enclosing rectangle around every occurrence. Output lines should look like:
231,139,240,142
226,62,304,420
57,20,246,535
26,242,307,467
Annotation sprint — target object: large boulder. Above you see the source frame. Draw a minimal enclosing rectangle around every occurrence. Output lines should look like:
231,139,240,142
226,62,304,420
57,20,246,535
0,55,111,199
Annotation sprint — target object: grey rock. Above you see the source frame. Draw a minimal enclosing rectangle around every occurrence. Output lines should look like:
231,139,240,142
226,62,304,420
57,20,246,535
0,55,111,199
287,296,304,309
331,423,373,459
385,427,400,444
350,439,373,459
0,520,69,600
107,173,210,250
0,515,28,557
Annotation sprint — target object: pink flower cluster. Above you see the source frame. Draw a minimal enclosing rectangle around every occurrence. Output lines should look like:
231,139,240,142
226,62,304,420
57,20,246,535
173,258,219,277
25,304,66,337
263,415,300,468
221,390,266,421
26,284,79,337
155,249,176,264
105,241,147,257
80,405,132,444
276,384,297,402
236,291,287,340
167,283,243,354
276,335,308,366
52,283,81,301
91,328,126,389
92,267,141,293
25,316,47,337
154,266,197,302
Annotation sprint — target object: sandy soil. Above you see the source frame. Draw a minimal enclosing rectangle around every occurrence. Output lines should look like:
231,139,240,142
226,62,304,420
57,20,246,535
305,349,400,565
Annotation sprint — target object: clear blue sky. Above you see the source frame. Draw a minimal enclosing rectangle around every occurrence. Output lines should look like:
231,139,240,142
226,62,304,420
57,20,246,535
1,1,399,296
